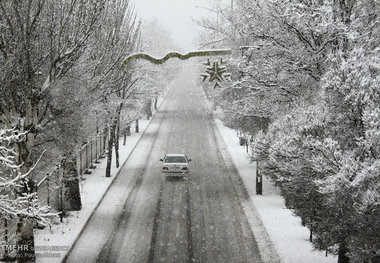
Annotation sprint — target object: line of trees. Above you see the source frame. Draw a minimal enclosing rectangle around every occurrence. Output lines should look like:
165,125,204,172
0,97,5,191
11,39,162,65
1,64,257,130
0,0,177,261
198,0,379,262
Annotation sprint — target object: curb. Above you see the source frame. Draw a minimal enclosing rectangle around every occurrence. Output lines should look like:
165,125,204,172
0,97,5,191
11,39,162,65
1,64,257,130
62,91,168,262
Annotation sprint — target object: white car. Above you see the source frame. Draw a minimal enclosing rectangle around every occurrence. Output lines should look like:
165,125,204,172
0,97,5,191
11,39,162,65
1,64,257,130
160,154,191,176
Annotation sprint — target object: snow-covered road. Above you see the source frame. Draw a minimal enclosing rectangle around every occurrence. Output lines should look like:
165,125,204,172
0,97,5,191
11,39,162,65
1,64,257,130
64,73,273,262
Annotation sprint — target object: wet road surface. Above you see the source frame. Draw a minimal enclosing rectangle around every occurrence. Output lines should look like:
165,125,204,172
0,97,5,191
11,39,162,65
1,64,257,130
65,71,263,263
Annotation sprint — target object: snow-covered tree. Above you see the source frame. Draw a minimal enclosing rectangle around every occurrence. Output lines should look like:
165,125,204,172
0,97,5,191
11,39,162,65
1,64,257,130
0,0,106,170
84,0,141,177
0,129,56,223
0,128,56,260
203,0,380,262
198,0,344,134
251,47,380,261
313,46,380,263
0,0,107,258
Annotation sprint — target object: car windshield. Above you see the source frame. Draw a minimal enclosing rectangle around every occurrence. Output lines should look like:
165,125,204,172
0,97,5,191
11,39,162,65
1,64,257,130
164,156,187,163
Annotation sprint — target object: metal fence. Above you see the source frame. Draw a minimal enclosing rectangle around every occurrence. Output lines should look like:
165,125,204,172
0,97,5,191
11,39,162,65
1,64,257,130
76,128,109,176
34,96,161,210
75,96,159,176
36,168,61,212
33,126,110,213
33,128,110,215
33,125,112,216
34,96,161,208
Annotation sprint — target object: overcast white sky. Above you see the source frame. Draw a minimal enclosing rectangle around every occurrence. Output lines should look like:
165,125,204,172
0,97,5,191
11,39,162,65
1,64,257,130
130,0,219,51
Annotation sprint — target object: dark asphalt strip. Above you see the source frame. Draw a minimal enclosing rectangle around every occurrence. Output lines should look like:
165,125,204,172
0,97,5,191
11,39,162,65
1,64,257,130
147,181,164,263
192,181,208,263
153,178,173,261
185,181,194,263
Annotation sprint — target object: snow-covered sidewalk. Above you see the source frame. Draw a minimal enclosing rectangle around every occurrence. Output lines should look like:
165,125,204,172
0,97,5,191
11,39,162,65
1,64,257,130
33,94,166,263
214,118,337,263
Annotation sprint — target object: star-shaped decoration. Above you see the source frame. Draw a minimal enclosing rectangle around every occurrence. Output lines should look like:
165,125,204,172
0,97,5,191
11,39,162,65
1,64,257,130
201,58,228,89
206,62,226,82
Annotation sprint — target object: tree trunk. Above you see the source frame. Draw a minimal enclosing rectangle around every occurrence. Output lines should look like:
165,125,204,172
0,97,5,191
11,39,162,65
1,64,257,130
59,180,64,223
145,99,152,119
309,226,313,242
13,98,39,261
338,242,350,263
103,127,108,156
309,218,313,242
135,119,139,133
63,177,82,211
12,218,35,262
115,120,120,168
114,103,123,168
16,97,40,174
105,122,115,177
62,156,82,211
2,219,8,260
13,179,36,262
123,128,127,146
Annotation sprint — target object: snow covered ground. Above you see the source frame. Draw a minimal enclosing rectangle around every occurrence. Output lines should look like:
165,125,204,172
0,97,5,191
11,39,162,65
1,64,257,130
214,118,337,263
33,92,166,263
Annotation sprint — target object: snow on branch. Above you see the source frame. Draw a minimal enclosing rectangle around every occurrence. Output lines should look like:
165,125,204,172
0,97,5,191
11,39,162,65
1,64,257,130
0,149,45,188
0,193,56,227
122,49,231,66
0,128,57,226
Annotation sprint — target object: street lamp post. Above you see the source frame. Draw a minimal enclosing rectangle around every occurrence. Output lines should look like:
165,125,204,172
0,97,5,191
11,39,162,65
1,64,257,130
256,160,263,195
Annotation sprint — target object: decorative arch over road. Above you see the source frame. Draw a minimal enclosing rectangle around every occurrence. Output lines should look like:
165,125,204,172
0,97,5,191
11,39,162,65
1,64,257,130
121,49,231,66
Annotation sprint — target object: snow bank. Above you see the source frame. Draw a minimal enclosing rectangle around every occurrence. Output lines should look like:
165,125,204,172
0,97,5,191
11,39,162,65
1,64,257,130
214,118,337,263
